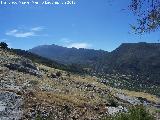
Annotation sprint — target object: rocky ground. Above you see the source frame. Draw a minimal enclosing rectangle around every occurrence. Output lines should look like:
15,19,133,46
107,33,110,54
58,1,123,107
0,48,160,120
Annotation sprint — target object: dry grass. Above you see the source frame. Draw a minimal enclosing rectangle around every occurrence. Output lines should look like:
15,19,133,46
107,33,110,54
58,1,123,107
35,91,95,106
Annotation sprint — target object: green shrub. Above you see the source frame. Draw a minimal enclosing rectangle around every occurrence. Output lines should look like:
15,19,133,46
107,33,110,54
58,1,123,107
108,99,118,107
56,71,62,77
0,42,8,49
29,80,39,86
103,105,155,120
156,109,160,113
35,114,43,120
108,95,118,107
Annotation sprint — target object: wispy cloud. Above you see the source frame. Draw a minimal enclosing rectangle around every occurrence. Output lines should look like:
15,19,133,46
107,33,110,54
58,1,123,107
6,26,44,38
6,29,35,38
60,38,91,49
31,26,45,31
67,42,91,49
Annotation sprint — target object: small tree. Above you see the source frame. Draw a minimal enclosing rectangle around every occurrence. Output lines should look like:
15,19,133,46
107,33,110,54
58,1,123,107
56,71,62,77
0,42,8,49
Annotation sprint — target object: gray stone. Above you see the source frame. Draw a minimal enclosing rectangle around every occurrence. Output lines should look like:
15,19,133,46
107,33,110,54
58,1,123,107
0,91,23,120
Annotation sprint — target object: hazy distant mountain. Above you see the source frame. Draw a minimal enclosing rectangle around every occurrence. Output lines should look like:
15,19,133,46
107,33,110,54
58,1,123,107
29,44,108,66
29,42,160,87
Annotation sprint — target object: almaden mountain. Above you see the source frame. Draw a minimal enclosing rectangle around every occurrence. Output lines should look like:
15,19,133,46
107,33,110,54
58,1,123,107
0,42,160,119
29,42,160,96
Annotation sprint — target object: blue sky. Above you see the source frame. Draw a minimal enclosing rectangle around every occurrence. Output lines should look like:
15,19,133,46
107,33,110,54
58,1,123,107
0,0,159,51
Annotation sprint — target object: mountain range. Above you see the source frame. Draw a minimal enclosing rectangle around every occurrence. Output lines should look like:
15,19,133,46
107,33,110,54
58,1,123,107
29,42,160,96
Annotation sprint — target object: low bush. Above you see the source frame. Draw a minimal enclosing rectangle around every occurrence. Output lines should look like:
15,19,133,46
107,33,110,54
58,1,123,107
56,71,62,77
103,105,155,120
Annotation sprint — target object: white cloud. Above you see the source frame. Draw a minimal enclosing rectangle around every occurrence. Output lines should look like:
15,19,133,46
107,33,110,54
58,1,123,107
8,29,18,34
6,26,45,38
6,29,35,38
67,43,91,49
31,26,44,31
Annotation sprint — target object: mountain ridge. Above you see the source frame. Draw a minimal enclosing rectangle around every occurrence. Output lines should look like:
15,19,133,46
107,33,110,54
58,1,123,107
29,42,160,96
29,43,107,65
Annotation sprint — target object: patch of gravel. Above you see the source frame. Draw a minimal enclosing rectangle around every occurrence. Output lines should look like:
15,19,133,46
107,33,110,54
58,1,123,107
106,105,127,115
0,91,23,120
116,93,141,105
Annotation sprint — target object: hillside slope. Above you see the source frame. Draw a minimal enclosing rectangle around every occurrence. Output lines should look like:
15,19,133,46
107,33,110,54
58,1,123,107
105,43,160,83
1,48,160,119
29,43,160,96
